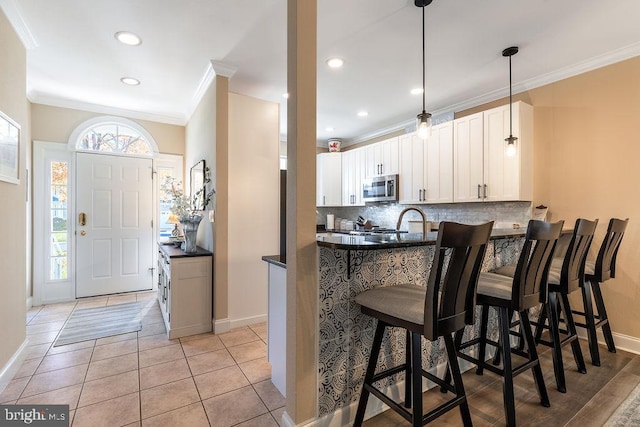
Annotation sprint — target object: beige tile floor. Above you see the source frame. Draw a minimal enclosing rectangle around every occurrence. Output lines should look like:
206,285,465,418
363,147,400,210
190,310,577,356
1,291,285,427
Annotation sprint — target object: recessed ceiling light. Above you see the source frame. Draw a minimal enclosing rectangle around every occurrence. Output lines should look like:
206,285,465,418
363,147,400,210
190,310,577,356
326,58,344,69
120,77,140,86
357,111,368,117
114,31,142,46
282,93,289,99
325,127,335,132
410,88,424,95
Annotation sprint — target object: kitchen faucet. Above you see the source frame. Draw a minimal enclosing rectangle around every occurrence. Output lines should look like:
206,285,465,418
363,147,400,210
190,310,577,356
396,207,428,236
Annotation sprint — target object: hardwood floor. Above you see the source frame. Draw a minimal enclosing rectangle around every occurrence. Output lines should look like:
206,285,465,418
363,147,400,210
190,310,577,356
364,340,640,426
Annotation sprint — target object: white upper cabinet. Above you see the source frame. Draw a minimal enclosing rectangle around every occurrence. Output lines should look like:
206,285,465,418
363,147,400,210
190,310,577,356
341,147,366,206
399,132,425,204
453,112,485,203
364,136,399,178
316,152,342,207
399,122,453,204
425,121,454,203
453,102,533,202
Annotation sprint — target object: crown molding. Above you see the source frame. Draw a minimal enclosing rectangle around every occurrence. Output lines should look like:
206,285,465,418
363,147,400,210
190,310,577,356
342,44,640,147
187,62,216,121
186,60,239,123
0,0,38,49
28,92,186,126
211,60,238,78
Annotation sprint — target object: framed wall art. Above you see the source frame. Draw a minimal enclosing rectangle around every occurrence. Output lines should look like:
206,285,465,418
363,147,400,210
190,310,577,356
0,110,20,184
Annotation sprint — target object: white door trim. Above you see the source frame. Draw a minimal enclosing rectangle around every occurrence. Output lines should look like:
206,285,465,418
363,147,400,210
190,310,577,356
33,141,76,306
33,143,182,304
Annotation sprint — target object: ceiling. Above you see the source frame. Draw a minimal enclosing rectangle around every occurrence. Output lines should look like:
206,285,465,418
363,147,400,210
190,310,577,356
3,0,640,146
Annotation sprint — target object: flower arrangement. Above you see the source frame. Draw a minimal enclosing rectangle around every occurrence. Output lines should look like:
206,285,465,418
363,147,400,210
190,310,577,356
161,168,215,219
161,176,191,218
191,166,216,212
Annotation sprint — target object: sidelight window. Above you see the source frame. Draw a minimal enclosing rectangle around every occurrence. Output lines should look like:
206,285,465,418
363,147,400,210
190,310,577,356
50,161,68,280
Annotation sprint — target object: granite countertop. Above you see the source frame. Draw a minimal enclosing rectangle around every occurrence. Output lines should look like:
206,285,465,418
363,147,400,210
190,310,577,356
159,243,213,258
316,228,528,250
262,255,287,268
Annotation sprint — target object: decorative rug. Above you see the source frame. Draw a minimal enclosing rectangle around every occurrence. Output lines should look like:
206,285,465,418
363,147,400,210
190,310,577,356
54,302,143,347
605,382,640,426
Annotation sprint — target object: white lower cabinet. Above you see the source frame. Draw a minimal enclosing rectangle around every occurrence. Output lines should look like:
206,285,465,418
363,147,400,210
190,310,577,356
399,122,453,204
157,245,213,339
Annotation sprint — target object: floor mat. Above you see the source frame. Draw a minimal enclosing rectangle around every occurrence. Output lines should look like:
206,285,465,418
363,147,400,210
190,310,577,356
54,301,143,347
605,382,640,426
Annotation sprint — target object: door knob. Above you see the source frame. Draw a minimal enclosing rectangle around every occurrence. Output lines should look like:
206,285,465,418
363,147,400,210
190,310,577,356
79,212,86,226
80,230,87,236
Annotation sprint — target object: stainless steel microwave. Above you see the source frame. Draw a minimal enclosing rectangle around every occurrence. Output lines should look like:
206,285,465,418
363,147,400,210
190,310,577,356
362,174,399,203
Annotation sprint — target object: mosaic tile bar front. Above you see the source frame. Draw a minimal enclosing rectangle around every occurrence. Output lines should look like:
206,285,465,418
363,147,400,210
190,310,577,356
317,236,524,417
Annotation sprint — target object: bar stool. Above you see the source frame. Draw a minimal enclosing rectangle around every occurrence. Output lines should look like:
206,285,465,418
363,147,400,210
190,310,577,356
572,218,629,366
494,218,597,393
353,221,493,427
453,220,563,426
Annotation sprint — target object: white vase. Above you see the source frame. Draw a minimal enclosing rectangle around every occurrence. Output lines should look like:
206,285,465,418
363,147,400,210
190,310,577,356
180,213,203,253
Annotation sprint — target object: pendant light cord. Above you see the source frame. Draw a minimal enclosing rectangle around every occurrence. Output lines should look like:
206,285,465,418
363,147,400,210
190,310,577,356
422,5,426,113
508,54,513,137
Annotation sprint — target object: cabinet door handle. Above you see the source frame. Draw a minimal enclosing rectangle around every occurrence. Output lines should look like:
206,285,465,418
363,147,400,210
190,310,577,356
380,164,383,174
477,184,482,199
423,188,426,201
418,189,422,201
323,195,326,205
483,184,488,199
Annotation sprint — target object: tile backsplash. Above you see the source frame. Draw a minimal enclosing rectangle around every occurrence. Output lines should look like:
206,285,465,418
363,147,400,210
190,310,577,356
317,201,532,231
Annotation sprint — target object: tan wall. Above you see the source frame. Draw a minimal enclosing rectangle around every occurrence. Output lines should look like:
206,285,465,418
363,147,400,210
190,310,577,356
459,56,640,338
30,104,185,155
185,81,217,253
227,92,279,322
0,10,28,370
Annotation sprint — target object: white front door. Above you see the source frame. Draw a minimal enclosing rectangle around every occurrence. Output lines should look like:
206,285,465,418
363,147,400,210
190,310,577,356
76,153,153,297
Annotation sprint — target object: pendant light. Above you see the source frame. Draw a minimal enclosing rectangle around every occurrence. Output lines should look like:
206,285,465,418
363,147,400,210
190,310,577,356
416,0,433,140
503,46,518,157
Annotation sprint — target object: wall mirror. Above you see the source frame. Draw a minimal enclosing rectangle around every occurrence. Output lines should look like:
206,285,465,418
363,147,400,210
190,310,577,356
190,159,206,211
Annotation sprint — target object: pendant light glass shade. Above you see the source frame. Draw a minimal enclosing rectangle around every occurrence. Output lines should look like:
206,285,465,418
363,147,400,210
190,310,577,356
503,46,518,157
415,0,432,140
416,111,432,139
505,136,517,157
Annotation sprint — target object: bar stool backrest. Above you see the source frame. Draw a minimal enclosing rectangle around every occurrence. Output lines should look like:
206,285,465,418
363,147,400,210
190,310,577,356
424,221,493,341
512,220,564,309
594,218,629,282
561,218,598,294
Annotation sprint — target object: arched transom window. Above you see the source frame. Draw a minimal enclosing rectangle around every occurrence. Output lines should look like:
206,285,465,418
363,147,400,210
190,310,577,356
70,116,158,156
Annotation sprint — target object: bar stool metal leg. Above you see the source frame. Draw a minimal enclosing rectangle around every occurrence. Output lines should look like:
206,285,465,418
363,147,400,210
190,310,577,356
354,321,386,426
560,292,587,374
591,279,616,352
580,279,601,366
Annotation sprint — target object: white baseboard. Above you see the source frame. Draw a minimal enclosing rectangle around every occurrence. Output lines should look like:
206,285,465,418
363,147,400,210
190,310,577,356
0,338,29,395
229,314,267,330
213,314,268,335
26,297,32,310
576,329,640,355
213,318,230,334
